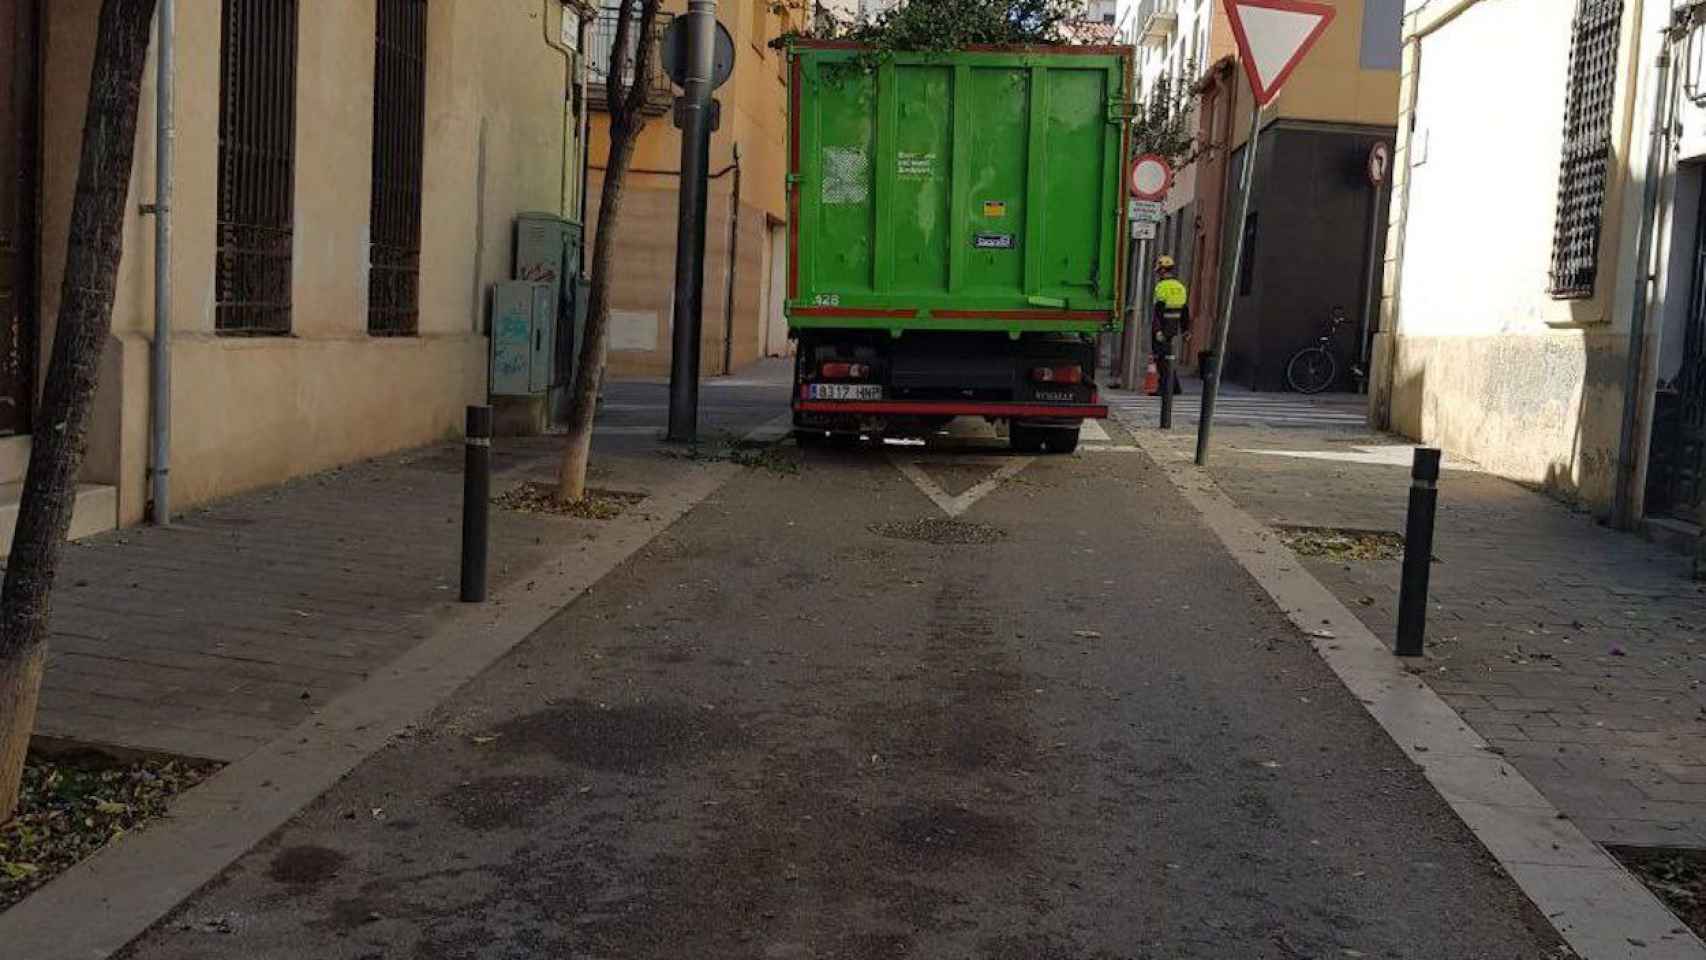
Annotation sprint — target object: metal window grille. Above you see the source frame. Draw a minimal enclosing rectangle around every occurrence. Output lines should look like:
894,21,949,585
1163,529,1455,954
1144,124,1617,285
587,3,674,115
216,0,299,335
368,0,427,336
1548,0,1622,300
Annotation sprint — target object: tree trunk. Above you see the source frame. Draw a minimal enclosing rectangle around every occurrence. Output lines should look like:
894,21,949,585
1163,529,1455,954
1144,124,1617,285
0,0,157,822
558,121,642,501
558,0,657,503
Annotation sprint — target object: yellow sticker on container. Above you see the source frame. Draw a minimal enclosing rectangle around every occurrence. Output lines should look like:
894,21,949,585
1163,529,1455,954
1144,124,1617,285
982,200,1007,218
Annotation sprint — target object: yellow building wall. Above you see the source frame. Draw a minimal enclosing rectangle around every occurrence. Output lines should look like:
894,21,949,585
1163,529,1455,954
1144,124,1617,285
1270,0,1399,128
37,0,580,523
1226,0,1399,149
586,0,792,377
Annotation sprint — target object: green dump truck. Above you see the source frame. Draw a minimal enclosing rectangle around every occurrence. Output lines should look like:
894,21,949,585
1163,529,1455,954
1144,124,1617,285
786,41,1132,453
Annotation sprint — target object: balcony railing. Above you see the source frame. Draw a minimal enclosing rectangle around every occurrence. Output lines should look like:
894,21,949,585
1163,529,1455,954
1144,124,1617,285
587,7,676,115
1135,0,1178,47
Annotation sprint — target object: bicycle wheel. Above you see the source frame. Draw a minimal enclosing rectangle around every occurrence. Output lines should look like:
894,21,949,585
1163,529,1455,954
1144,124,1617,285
1286,347,1338,394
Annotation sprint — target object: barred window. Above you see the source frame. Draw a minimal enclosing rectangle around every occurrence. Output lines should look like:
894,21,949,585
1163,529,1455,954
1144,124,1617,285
369,0,428,336
1549,0,1623,300
216,0,299,335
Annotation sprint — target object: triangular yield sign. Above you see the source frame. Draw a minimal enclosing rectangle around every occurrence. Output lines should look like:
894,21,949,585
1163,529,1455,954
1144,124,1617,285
1224,0,1336,107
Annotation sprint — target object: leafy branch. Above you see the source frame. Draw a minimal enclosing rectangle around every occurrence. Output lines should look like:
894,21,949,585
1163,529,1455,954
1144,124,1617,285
1130,66,1200,169
772,0,1093,56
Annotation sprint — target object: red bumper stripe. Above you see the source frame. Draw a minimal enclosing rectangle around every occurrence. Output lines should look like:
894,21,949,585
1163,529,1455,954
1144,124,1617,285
794,400,1109,419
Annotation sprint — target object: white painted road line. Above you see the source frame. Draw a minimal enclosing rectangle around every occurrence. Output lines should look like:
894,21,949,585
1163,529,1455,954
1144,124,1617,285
1080,419,1111,442
891,455,1035,518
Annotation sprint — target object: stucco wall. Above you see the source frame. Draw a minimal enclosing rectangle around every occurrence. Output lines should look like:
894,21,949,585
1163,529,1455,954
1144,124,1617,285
1388,331,1628,506
36,0,578,523
1380,0,1651,512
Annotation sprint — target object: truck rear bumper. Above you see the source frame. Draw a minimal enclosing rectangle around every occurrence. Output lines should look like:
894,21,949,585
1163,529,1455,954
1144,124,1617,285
792,399,1109,420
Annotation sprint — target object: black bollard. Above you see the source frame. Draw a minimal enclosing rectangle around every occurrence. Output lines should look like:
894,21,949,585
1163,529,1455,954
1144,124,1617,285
1395,447,1442,657
461,406,493,603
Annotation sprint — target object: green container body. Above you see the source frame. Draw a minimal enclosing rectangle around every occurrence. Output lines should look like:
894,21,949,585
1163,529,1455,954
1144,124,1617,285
786,43,1131,336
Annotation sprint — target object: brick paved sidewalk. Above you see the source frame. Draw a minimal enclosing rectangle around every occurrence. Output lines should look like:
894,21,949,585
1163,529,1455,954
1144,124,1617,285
1116,388,1706,850
32,439,662,762
27,368,791,764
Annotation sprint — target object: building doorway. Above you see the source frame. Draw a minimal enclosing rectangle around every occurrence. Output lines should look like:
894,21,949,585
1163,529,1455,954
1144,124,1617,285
1647,164,1706,521
0,0,39,437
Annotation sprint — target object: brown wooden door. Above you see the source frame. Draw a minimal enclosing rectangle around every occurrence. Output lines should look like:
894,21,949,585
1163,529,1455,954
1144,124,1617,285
0,0,38,437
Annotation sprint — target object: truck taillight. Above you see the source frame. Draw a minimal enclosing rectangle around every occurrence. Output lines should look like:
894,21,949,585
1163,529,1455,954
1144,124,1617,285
1030,365,1083,384
820,361,871,380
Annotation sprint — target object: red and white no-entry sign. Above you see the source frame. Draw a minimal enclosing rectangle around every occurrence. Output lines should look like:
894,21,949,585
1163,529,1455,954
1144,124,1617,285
1224,0,1336,106
1128,154,1173,201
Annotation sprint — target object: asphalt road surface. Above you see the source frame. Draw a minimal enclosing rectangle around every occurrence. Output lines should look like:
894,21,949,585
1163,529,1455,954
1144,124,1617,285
121,416,1565,959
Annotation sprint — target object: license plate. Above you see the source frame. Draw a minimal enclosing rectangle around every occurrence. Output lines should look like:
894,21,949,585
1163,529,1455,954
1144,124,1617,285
808,383,883,401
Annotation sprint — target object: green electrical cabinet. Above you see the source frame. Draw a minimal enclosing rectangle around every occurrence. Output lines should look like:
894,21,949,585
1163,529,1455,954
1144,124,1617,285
787,43,1130,335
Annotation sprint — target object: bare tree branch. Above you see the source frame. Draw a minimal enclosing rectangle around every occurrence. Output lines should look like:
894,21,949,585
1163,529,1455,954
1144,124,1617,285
607,0,636,126
622,0,663,124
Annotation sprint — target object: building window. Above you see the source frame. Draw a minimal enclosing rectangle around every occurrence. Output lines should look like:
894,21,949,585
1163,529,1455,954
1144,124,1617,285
369,0,428,336
1549,0,1623,300
216,0,299,335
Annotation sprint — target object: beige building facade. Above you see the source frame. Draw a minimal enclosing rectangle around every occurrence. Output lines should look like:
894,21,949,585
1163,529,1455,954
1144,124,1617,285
2,0,589,535
584,0,794,379
1374,0,1706,526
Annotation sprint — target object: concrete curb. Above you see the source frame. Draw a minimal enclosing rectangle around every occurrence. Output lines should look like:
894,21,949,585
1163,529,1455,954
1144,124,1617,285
0,424,782,958
1127,424,1706,960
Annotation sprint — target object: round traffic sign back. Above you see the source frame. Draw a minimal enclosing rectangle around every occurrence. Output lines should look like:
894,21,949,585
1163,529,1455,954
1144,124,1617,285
661,17,736,91
1129,154,1173,201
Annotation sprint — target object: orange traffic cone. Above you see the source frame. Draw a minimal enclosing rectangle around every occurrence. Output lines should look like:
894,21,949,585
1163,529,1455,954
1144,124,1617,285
1142,360,1159,396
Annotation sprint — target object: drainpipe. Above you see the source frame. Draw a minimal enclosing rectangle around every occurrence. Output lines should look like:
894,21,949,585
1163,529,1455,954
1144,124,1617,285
578,15,592,235
543,0,575,219
149,0,175,525
721,144,741,375
1613,19,1685,530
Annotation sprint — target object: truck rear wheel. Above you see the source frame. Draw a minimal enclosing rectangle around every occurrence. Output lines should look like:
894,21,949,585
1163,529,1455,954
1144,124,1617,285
1011,424,1046,454
1045,427,1080,454
1012,424,1079,455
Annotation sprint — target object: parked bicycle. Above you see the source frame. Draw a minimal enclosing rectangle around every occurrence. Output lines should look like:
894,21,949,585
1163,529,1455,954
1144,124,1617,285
1285,307,1364,395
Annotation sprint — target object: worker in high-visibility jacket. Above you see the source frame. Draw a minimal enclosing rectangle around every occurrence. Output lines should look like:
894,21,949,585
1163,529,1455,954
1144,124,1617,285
1151,255,1189,396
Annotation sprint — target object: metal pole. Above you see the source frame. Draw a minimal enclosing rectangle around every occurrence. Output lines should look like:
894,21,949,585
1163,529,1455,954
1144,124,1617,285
1396,447,1441,657
666,0,719,443
1118,233,1142,387
1125,238,1150,390
1195,101,1263,466
149,0,175,525
1613,34,1678,529
721,144,742,376
1358,177,1384,395
461,406,493,603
